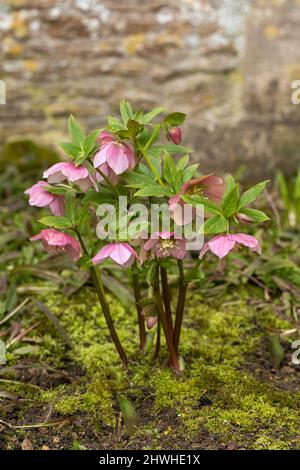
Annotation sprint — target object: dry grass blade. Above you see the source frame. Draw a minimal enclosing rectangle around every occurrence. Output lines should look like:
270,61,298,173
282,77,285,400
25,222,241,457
0,298,30,326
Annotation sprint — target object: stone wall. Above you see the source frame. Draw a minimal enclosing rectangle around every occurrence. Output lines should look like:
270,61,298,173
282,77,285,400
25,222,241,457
1,0,300,180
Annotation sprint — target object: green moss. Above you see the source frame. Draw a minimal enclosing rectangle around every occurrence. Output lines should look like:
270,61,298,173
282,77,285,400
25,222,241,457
10,283,298,449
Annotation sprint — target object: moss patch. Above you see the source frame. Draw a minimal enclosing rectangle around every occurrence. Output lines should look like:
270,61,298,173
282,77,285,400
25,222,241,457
1,285,299,450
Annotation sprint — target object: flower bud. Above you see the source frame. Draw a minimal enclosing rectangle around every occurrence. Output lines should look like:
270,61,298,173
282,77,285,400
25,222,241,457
168,127,182,145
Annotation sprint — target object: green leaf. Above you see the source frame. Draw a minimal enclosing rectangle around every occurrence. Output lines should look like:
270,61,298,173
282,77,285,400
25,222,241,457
134,185,169,198
45,185,68,195
185,266,205,283
59,142,82,158
142,107,165,124
143,124,161,150
199,215,227,234
238,180,269,210
183,163,199,182
238,208,270,223
84,130,99,156
182,195,222,215
68,115,85,146
0,340,6,365
39,216,73,230
269,334,285,368
108,116,127,132
177,154,189,170
153,144,192,155
65,192,77,225
120,99,133,125
222,182,240,218
127,119,142,138
164,112,186,126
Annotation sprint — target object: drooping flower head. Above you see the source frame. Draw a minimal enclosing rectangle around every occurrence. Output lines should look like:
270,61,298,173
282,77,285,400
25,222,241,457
43,162,95,191
144,231,186,259
199,233,261,260
94,162,119,186
25,181,64,216
169,174,225,225
93,131,137,175
92,242,139,268
168,127,182,145
30,229,82,261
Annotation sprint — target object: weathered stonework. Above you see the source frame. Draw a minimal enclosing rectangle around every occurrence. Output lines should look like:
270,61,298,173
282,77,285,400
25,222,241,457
0,0,300,179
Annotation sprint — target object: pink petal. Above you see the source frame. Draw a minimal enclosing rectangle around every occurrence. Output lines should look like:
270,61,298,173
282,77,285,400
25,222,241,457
92,244,115,265
93,147,108,168
49,195,65,216
107,144,130,175
110,243,134,266
159,231,174,239
208,235,236,259
144,238,158,251
62,163,89,182
171,239,186,259
25,181,54,207
43,163,66,183
230,233,262,254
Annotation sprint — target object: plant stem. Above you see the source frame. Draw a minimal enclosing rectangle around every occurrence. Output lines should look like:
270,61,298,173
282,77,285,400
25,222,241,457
154,319,161,359
173,260,187,355
138,146,165,188
153,267,180,372
132,271,146,351
160,266,173,332
75,230,128,368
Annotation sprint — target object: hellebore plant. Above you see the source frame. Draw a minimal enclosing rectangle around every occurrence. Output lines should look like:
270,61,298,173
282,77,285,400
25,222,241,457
26,101,270,372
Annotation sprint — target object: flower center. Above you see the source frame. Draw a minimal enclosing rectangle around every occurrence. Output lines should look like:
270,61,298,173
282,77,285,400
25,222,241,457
187,186,204,196
160,239,175,250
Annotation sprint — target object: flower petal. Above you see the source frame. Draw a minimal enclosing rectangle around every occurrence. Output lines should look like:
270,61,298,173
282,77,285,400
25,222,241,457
208,235,236,259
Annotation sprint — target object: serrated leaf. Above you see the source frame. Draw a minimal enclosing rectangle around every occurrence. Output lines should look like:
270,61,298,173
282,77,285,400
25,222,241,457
59,142,82,158
84,130,99,155
68,115,85,146
239,208,270,223
39,216,73,230
164,112,186,126
183,163,199,182
222,183,240,217
177,154,189,170
238,180,269,210
152,144,192,155
142,107,165,124
199,215,227,234
120,99,133,125
108,116,127,132
182,195,222,215
134,185,169,198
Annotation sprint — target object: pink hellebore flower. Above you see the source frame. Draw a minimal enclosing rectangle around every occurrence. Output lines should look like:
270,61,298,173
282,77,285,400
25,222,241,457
25,181,64,216
168,127,182,145
43,162,95,191
93,131,137,175
199,233,262,260
144,231,186,260
92,242,139,268
94,163,119,186
30,229,82,261
169,174,225,226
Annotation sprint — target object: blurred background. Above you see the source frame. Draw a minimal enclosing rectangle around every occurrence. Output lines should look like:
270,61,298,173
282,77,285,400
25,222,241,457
0,0,300,180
